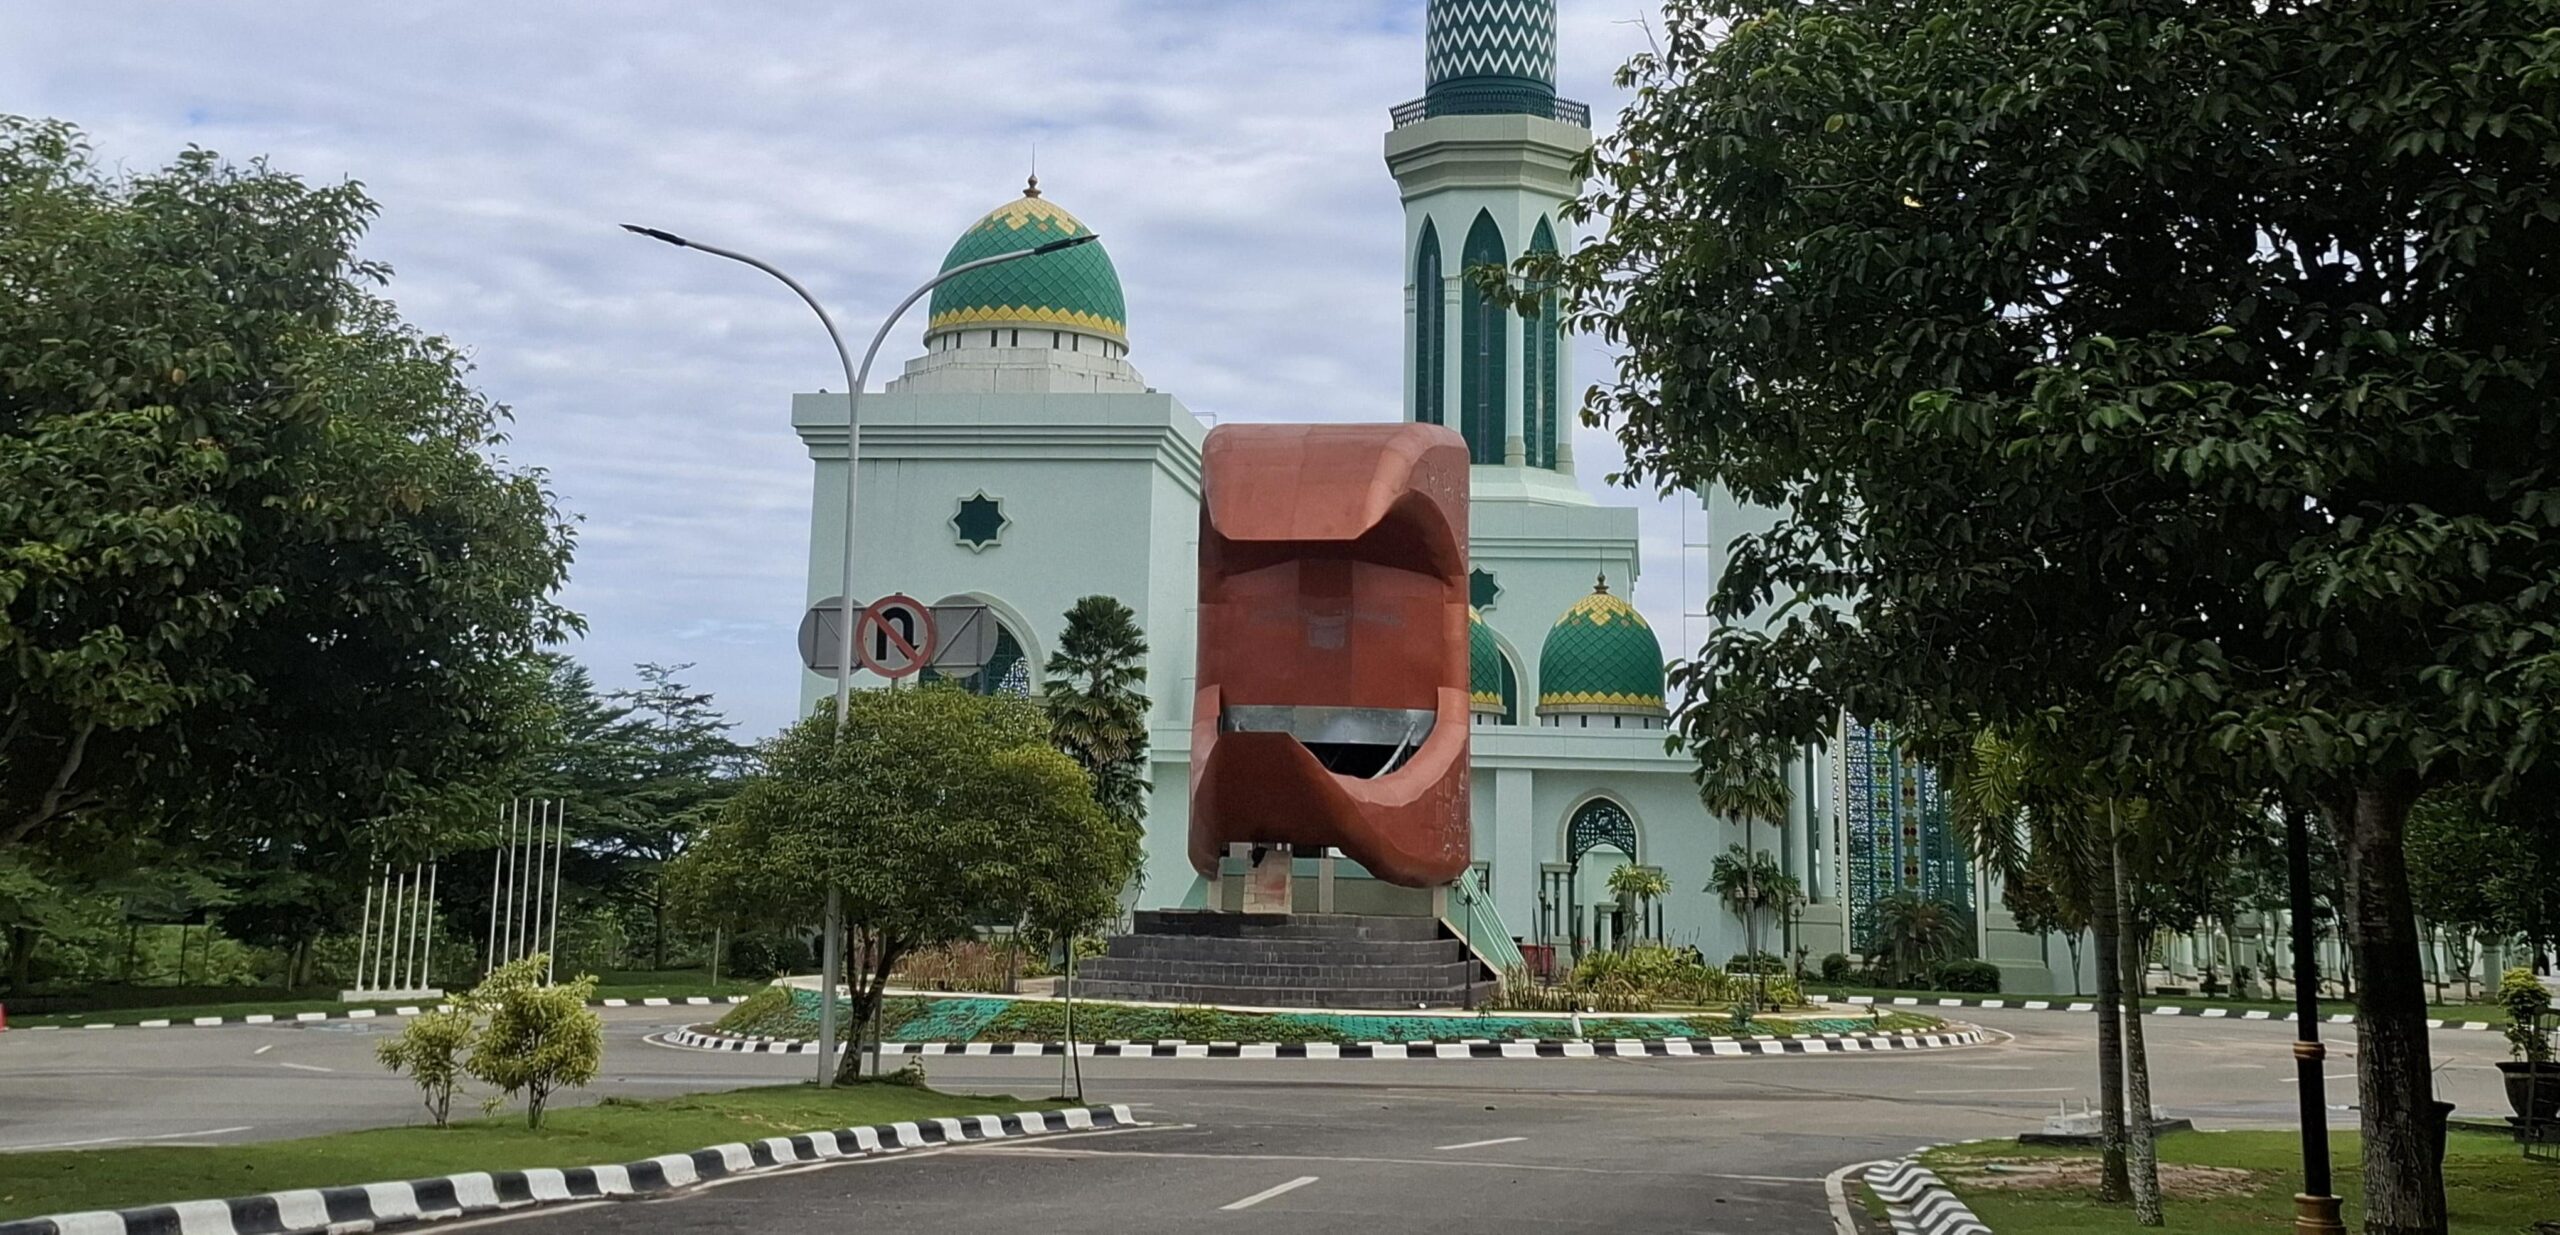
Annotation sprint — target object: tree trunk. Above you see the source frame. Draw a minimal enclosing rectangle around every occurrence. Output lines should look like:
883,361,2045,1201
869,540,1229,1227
2064,935,2085,998
2326,782,2446,1235
4,926,32,991
2113,822,2162,1226
2090,870,2131,1204
650,894,666,972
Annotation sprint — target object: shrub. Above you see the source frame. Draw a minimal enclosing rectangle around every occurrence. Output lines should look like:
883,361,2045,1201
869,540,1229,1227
375,1007,475,1127
1931,959,2002,994
466,955,604,1129
1819,952,1853,983
2500,967,2552,1063
725,931,815,980
1727,951,1786,976
894,941,1016,993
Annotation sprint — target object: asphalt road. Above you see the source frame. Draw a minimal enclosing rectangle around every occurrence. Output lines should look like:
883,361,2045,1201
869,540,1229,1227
0,1006,2522,1233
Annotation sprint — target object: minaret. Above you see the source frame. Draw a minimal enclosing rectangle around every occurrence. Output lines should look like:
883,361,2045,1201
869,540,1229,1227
1388,0,1589,483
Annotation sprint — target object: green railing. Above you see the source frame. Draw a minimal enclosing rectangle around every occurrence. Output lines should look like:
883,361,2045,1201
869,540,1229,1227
1447,866,1526,975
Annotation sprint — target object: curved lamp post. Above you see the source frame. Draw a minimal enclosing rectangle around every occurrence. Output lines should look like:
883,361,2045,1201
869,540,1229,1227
622,223,1100,1086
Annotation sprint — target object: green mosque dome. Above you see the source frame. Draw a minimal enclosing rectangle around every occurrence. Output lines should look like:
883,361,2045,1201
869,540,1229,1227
926,179,1128,346
1537,575,1667,716
1469,607,1506,716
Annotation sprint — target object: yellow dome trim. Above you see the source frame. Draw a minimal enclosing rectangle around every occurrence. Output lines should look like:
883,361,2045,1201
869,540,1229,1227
1538,689,1666,708
927,303,1128,343
967,196,1090,235
1471,689,1504,707
1557,590,1649,628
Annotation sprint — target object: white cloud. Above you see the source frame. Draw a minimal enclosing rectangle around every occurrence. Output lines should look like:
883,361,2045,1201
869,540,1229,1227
2,0,1693,738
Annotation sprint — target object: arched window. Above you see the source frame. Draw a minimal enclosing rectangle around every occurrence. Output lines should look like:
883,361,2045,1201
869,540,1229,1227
1568,798,1639,866
1497,650,1520,725
1459,211,1507,464
1413,220,1444,426
1525,218,1562,470
922,623,1032,697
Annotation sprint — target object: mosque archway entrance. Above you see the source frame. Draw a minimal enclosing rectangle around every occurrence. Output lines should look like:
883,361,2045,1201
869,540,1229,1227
1544,798,1647,965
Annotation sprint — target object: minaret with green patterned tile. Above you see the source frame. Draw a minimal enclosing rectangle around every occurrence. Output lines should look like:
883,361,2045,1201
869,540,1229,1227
1390,0,1584,476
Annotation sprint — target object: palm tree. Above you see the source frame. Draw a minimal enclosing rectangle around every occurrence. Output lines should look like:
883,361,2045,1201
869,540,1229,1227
1867,892,1965,985
1606,864,1671,948
1708,844,1801,971
1948,725,2148,1219
1044,596,1150,826
1696,749,1791,1008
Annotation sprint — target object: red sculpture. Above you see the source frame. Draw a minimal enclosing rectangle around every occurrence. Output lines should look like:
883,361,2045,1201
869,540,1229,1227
1189,423,1472,888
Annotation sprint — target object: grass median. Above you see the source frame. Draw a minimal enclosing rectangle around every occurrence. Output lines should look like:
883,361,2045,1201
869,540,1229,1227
1912,1128,2549,1235
4,972,769,1028
0,1083,1064,1222
1816,986,2511,1026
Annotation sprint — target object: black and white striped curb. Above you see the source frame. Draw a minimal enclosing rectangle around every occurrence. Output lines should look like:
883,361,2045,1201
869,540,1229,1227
1808,994,2502,1033
659,1025,1987,1059
1866,1159,1992,1235
8,995,749,1031
0,1104,1139,1235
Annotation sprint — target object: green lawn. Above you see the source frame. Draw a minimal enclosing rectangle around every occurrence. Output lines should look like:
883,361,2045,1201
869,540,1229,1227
1816,986,2511,1026
0,1083,1065,1222
4,971,767,1028
1912,1129,2552,1235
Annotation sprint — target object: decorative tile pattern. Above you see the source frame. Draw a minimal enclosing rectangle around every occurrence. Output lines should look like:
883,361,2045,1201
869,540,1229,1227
1426,0,1557,87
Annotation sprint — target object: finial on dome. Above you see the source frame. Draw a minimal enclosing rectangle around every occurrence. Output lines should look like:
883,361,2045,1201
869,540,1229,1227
1024,173,1041,199
1594,571,1610,595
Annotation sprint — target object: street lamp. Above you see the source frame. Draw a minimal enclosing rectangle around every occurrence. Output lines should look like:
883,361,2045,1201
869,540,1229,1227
623,222,1099,1087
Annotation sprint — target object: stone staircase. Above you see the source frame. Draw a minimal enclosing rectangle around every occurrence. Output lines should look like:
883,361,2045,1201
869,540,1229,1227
1074,910,1496,1009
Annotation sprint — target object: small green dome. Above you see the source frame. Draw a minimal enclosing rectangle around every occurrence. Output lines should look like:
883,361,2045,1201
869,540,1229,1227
926,180,1127,346
1537,576,1666,715
1469,607,1504,715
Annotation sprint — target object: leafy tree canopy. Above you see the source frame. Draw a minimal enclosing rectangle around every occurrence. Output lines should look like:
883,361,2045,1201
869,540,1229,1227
0,117,576,874
1537,8,2560,1228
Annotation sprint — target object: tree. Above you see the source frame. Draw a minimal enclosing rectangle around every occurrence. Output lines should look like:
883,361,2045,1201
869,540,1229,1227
1868,894,1965,990
1044,596,1151,827
1537,7,2560,1229
0,119,576,903
1692,732,1793,1004
2409,785,2560,998
554,662,745,971
669,686,1139,1084
465,954,601,1129
1999,863,2087,998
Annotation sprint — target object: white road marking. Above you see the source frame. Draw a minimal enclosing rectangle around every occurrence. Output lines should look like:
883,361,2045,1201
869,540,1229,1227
253,1044,275,1056
978,1146,1815,1184
1,1126,253,1153
1911,1086,2074,1096
1221,1176,1319,1211
278,1062,334,1073
1435,1136,1527,1151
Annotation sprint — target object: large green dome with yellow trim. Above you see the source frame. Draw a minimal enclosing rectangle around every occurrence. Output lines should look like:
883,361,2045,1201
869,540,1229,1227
926,180,1127,346
1537,576,1666,715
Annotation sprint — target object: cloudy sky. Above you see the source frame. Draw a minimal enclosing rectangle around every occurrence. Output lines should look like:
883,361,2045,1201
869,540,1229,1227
4,0,1704,739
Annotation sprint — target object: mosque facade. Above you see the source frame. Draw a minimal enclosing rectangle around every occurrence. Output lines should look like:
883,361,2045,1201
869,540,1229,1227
793,0,2063,990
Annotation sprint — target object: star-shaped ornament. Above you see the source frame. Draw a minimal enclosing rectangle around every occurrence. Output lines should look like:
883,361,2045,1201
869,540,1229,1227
1470,567,1502,611
952,491,1009,552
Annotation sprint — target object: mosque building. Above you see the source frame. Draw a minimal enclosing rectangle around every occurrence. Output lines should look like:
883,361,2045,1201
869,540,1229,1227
793,0,2061,990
